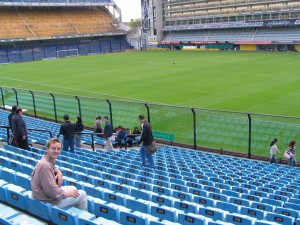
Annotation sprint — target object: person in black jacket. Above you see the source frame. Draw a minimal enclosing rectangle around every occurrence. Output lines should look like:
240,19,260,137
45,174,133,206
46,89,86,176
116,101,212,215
11,107,29,150
103,116,113,150
137,114,155,168
8,105,18,130
74,117,84,148
58,114,75,153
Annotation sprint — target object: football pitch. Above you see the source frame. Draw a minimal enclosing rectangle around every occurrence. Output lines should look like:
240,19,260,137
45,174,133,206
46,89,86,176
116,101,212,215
1,50,300,116
1,50,300,157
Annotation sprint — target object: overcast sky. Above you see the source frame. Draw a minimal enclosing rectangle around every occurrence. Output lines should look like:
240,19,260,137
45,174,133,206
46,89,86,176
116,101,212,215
114,0,141,22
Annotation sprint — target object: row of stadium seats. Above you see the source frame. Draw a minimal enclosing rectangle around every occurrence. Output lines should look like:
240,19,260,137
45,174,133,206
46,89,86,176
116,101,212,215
0,7,117,39
1,144,300,224
0,0,112,2
0,40,132,64
162,27,300,42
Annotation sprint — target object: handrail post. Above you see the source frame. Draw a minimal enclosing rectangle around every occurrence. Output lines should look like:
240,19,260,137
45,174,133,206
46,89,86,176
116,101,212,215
91,133,95,151
145,103,150,123
106,100,113,128
75,96,82,118
12,88,19,105
0,87,5,109
248,113,252,159
50,93,58,123
6,126,10,141
29,90,37,118
191,108,197,150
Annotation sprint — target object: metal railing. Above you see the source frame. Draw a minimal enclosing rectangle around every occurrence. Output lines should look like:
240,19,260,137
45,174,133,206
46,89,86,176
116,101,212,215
1,86,300,160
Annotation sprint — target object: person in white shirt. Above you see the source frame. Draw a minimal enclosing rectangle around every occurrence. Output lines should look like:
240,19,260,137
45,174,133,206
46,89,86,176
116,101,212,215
270,138,280,164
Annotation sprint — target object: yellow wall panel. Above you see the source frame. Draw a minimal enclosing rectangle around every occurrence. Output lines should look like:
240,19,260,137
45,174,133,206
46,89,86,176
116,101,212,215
240,44,257,51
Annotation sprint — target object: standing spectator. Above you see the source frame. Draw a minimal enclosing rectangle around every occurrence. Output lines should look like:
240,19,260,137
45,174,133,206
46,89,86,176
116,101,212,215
12,107,29,150
74,117,84,148
94,116,103,137
8,105,18,130
31,138,87,210
287,140,297,167
270,138,280,164
58,114,75,153
137,114,155,168
103,116,113,150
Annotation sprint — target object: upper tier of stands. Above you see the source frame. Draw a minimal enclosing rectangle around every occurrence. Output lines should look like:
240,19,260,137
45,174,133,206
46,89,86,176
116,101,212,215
0,0,113,3
0,6,118,39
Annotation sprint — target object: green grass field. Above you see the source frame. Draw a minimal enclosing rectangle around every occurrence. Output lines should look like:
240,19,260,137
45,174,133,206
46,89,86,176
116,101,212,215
1,51,300,158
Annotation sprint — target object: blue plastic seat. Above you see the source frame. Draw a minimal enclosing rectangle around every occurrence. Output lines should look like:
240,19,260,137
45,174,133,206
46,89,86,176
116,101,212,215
134,181,152,191
120,211,159,225
104,192,128,206
151,194,175,207
261,198,284,207
94,201,131,222
61,167,78,180
240,206,266,220
151,205,184,222
222,190,240,198
215,201,239,213
283,202,300,211
15,172,31,190
117,177,135,187
9,160,22,173
225,213,256,225
208,193,228,202
1,167,16,184
174,200,199,214
21,163,34,176
188,187,208,197
6,184,29,210
178,212,208,225
251,202,275,212
152,185,172,196
275,206,300,220
77,173,94,184
229,197,250,207
194,196,215,207
52,206,94,225
0,179,8,201
266,212,295,225
0,203,20,220
150,220,181,225
171,183,188,192
249,190,268,198
199,207,225,221
232,186,249,194
241,194,261,203
127,198,157,214
82,217,121,225
28,195,52,221
288,198,300,204
172,190,193,202
131,188,151,201
0,156,10,168
6,214,45,225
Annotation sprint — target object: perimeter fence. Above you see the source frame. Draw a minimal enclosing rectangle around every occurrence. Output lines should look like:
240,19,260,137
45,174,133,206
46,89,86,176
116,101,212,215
1,86,300,161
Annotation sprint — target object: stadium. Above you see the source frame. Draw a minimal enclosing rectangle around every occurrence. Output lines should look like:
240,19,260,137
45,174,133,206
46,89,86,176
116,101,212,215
0,0,300,224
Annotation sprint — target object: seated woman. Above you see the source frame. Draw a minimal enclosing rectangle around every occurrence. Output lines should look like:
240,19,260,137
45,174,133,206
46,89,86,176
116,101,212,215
31,138,87,210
